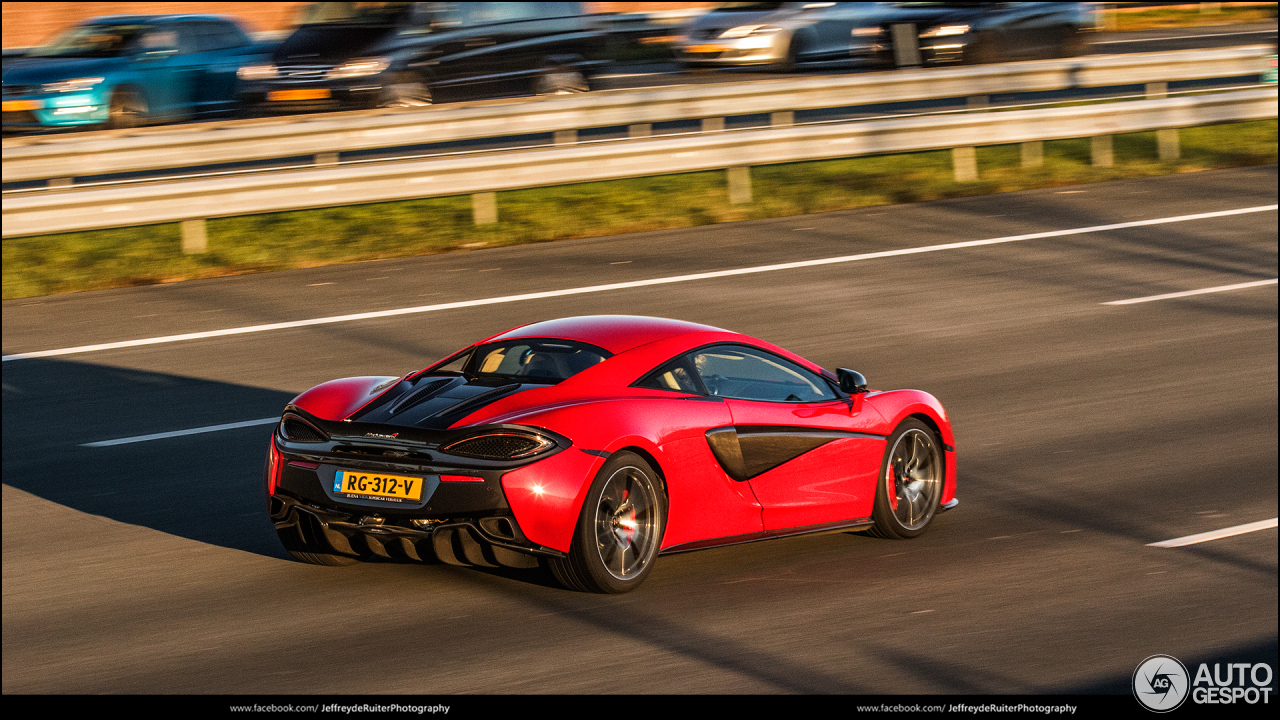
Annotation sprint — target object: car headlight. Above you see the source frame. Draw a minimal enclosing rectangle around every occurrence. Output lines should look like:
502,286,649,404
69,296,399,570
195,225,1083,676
720,24,780,39
237,64,278,80
922,25,971,37
40,77,103,93
327,56,390,80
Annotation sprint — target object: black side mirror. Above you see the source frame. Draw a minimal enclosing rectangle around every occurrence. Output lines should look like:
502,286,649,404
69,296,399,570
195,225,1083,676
837,368,867,394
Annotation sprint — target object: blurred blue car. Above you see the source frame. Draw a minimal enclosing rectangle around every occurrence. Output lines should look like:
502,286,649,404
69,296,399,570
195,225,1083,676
2,14,266,131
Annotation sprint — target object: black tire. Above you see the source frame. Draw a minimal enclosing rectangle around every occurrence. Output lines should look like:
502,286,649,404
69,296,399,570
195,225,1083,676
963,31,1001,65
548,451,666,593
377,76,432,108
276,519,360,566
869,419,944,539
106,87,147,129
1056,26,1086,58
534,69,589,96
773,33,807,73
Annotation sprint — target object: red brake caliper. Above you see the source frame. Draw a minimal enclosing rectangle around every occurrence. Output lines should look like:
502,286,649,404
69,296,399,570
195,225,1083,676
620,489,635,545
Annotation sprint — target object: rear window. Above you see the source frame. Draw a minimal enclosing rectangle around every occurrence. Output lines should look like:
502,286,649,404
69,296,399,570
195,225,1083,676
463,339,610,383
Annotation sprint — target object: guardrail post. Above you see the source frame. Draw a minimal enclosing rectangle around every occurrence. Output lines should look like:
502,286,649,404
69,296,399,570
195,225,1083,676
770,111,794,127
554,130,577,145
628,124,652,138
967,95,989,111
727,166,751,204
1021,141,1044,168
702,117,725,132
1158,128,1180,160
472,192,497,224
1092,135,1114,167
314,152,339,167
181,219,208,254
952,147,978,182
47,178,72,188
1146,82,1168,99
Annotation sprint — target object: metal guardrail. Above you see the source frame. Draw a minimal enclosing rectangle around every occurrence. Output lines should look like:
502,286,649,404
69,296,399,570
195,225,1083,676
4,87,1275,239
2,46,1272,184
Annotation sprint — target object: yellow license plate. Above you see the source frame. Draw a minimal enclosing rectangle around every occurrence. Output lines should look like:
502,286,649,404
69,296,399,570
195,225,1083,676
3,100,43,111
267,89,331,101
333,470,424,502
685,44,726,53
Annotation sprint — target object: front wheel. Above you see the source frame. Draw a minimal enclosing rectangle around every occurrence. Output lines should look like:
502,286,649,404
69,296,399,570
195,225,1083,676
377,78,432,108
534,69,589,95
869,419,944,539
772,33,807,73
106,88,147,129
548,452,666,593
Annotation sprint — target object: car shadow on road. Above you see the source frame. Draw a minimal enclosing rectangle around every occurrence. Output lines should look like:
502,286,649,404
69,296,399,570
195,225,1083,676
3,357,299,559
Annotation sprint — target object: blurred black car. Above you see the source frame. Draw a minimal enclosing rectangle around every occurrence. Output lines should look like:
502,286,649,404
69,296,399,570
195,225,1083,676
901,2,1091,65
237,2,606,113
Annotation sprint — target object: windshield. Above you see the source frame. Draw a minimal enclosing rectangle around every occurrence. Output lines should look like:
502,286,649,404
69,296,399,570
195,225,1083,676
27,24,149,58
716,3,791,10
462,340,610,384
299,2,413,26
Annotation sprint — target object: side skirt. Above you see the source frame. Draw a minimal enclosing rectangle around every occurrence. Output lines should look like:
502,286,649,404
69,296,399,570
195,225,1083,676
660,516,875,555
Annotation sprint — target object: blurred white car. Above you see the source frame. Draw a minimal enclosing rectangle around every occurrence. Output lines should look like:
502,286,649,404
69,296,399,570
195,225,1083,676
677,2,890,72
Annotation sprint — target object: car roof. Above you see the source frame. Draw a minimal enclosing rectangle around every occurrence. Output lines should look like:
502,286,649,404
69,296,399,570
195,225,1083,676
83,14,233,25
486,315,727,355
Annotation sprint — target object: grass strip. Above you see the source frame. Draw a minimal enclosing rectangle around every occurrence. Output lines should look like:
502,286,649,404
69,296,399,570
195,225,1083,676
1109,4,1277,32
4,119,1275,300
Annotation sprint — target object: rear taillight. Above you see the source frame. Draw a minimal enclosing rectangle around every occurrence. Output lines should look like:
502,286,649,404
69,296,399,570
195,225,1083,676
266,438,283,496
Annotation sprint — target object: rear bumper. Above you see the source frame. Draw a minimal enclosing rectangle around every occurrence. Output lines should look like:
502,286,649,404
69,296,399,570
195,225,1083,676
270,493,564,567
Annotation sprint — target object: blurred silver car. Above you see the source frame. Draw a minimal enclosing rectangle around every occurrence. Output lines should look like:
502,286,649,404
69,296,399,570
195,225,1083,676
677,2,890,72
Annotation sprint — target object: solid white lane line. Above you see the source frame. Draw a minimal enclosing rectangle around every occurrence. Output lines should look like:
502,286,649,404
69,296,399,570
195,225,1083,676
81,418,279,447
1147,518,1278,548
5,204,1275,362
1103,278,1277,305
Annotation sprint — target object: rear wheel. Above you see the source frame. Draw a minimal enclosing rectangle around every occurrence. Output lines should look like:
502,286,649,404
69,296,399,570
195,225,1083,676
963,31,1001,65
548,452,666,593
869,419,944,539
1056,25,1086,58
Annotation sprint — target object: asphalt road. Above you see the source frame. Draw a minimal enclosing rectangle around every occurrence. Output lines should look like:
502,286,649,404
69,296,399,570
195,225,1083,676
3,166,1276,694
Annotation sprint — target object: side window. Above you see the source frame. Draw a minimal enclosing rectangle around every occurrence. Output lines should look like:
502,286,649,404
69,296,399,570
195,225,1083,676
635,357,702,394
690,346,837,403
206,21,250,50
138,27,181,52
463,3,540,25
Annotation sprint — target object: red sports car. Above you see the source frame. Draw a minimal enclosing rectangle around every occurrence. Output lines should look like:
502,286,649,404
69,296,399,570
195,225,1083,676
266,315,957,592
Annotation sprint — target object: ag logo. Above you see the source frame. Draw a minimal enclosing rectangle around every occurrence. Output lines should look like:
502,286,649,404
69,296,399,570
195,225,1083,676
1134,655,1190,712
